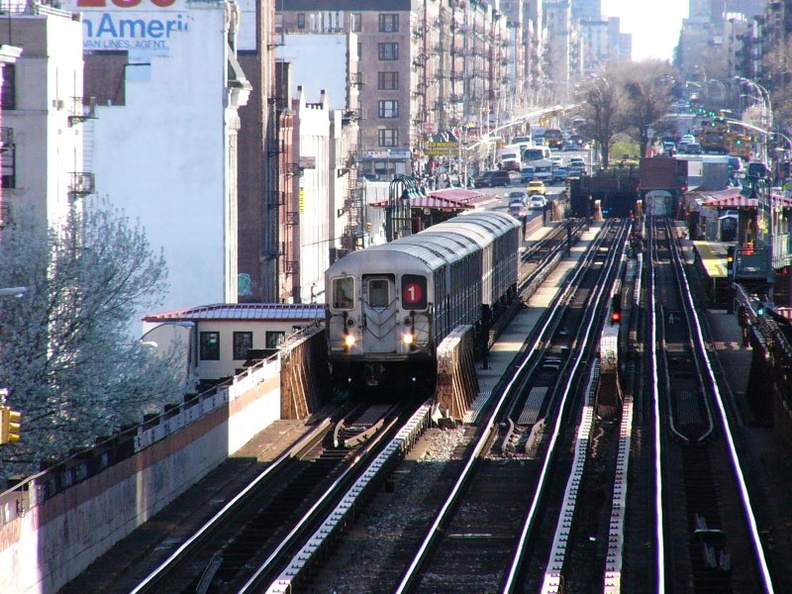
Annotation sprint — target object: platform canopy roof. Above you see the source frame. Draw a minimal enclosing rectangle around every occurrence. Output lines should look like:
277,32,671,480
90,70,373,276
699,187,792,209
371,187,488,210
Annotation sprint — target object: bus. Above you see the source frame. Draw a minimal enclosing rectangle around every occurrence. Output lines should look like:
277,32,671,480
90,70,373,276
544,128,564,150
727,132,751,159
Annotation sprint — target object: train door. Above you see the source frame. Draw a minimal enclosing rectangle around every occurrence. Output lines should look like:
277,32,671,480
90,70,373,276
361,274,397,353
646,190,672,217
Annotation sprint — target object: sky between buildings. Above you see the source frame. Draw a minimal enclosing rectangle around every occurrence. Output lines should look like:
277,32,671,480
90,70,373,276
601,0,689,62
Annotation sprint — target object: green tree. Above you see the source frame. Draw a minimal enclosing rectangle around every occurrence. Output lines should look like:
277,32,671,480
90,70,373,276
0,199,189,477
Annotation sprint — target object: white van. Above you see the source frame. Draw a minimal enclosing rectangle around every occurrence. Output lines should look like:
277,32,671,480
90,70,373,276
497,144,522,165
523,146,552,164
531,158,553,182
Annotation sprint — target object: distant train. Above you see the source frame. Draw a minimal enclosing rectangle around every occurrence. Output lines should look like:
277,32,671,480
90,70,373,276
325,211,521,392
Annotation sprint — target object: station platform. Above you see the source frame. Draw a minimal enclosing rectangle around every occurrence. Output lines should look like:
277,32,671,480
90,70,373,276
691,239,732,308
692,240,729,278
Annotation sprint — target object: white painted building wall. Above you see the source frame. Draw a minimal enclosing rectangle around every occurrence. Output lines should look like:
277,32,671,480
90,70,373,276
294,88,331,303
0,6,84,229
277,34,349,111
61,0,249,331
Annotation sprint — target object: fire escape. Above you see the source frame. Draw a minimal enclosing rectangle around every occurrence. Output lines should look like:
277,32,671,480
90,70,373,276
339,70,364,253
338,146,362,254
67,96,97,201
283,159,300,278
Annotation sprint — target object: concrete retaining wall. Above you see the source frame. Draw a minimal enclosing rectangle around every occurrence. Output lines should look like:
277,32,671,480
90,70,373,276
0,326,327,593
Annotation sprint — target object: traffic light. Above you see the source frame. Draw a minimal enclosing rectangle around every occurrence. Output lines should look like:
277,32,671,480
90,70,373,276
0,406,22,444
757,303,766,316
726,245,735,276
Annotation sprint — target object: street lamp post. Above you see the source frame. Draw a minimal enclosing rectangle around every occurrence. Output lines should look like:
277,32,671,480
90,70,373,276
0,287,27,297
735,76,772,131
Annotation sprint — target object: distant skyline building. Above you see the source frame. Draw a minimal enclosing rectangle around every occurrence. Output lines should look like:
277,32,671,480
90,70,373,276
571,0,601,21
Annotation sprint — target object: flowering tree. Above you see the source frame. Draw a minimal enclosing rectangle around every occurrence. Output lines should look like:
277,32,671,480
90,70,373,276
0,198,189,478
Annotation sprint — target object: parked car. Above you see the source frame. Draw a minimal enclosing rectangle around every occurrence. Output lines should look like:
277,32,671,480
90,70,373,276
526,180,546,195
530,195,547,210
473,170,511,188
520,166,536,183
507,190,529,205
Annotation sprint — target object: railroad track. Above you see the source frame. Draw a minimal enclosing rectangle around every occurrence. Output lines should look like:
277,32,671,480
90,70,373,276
128,401,421,593
645,216,773,593
368,221,630,592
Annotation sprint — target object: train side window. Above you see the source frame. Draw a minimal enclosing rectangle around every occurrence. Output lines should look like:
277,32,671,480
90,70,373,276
332,277,354,309
369,279,389,308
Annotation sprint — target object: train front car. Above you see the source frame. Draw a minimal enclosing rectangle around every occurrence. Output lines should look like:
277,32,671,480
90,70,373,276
326,245,444,394
325,211,520,396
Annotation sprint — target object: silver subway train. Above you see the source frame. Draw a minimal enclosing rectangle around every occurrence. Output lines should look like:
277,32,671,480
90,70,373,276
325,211,521,392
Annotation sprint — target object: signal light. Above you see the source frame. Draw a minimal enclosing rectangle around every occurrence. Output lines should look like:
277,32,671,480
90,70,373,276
726,246,735,276
0,406,22,444
610,293,622,325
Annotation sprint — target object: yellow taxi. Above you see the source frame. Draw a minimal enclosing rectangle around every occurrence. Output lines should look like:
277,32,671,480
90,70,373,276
526,180,546,196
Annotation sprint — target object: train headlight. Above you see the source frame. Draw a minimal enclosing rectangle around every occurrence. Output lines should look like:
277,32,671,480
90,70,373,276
344,334,356,348
402,333,415,346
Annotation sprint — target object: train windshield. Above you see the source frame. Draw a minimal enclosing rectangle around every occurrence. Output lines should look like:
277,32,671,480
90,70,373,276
332,277,354,309
368,278,390,308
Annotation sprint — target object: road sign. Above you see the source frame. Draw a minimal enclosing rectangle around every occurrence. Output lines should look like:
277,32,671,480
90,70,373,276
426,142,459,156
